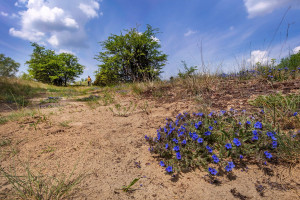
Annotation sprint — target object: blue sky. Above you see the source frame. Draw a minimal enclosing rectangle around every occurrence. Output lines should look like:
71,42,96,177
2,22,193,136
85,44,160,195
1,0,300,80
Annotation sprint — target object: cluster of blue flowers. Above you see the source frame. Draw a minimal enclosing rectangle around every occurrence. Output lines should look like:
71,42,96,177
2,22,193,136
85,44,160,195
145,109,289,176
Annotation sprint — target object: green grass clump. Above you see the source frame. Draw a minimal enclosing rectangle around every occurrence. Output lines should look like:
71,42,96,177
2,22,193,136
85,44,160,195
249,93,300,129
145,109,299,177
76,95,100,102
0,165,84,199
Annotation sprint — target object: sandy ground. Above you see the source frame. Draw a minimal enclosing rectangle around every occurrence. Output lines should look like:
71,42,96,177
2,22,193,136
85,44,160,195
0,91,299,200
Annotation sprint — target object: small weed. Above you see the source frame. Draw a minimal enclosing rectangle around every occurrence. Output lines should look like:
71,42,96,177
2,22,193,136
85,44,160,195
102,91,114,106
40,97,61,104
76,95,100,102
139,101,151,115
0,138,12,147
40,145,56,154
59,120,71,128
0,116,8,124
122,178,140,192
109,101,137,117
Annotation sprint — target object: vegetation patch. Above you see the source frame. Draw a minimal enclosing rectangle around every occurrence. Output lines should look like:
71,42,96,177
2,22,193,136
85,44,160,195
145,109,299,179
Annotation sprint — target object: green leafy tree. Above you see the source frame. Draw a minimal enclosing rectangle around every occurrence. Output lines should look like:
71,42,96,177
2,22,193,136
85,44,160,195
0,54,20,77
26,43,84,86
94,25,168,86
277,51,300,70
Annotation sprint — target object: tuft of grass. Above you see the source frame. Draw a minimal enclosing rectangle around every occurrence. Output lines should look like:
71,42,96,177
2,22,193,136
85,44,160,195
0,165,85,199
59,120,71,128
0,138,12,147
249,93,300,129
109,101,137,117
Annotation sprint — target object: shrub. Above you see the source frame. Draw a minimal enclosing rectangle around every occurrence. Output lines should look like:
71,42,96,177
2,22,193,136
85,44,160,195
145,109,299,176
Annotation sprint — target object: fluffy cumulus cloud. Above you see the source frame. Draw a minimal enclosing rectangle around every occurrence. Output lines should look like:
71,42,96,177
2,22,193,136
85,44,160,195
293,46,300,54
9,0,101,48
248,50,270,65
244,0,300,18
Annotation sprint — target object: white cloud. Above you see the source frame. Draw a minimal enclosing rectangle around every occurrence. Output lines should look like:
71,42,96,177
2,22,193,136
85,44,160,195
58,49,76,55
1,11,8,17
10,0,101,48
48,35,59,46
9,27,45,42
248,50,270,66
293,46,300,54
244,0,300,18
79,1,100,18
184,29,196,37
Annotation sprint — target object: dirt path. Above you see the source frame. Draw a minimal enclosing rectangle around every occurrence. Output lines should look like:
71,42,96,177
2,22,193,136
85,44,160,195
0,94,299,199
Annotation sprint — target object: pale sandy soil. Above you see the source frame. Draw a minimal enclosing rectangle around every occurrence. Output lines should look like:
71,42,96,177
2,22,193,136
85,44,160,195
0,91,299,200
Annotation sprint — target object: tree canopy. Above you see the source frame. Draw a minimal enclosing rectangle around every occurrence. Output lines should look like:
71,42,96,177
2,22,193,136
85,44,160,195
0,54,20,77
26,43,84,86
94,25,168,86
277,50,300,70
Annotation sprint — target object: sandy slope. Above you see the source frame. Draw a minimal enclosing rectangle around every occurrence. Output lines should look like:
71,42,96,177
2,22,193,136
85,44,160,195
0,93,299,200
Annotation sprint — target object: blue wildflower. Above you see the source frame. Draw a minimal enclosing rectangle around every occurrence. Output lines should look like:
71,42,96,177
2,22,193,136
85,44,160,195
214,120,217,124
246,121,251,125
254,121,262,129
212,154,219,163
182,140,187,145
173,146,180,151
176,152,181,159
225,143,232,150
204,131,212,136
233,138,241,147
209,126,213,130
220,110,226,115
145,135,149,140
166,166,172,173
160,161,165,167
206,145,213,153
261,109,264,114
252,135,259,140
240,155,243,159
264,151,272,159
165,143,169,150
293,112,298,116
208,168,217,175
195,121,202,129
172,138,178,144
272,141,277,149
192,133,199,141
197,137,203,144
225,161,235,172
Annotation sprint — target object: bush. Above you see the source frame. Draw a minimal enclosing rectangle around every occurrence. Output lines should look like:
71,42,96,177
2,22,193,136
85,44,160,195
145,109,299,176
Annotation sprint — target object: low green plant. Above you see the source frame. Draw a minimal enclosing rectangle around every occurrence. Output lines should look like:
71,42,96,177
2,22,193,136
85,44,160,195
0,116,8,124
122,178,140,192
59,120,71,128
109,101,137,117
102,91,114,106
139,101,151,115
145,109,299,177
249,93,300,129
0,165,84,199
40,145,56,154
76,95,100,102
0,138,11,147
40,97,61,104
